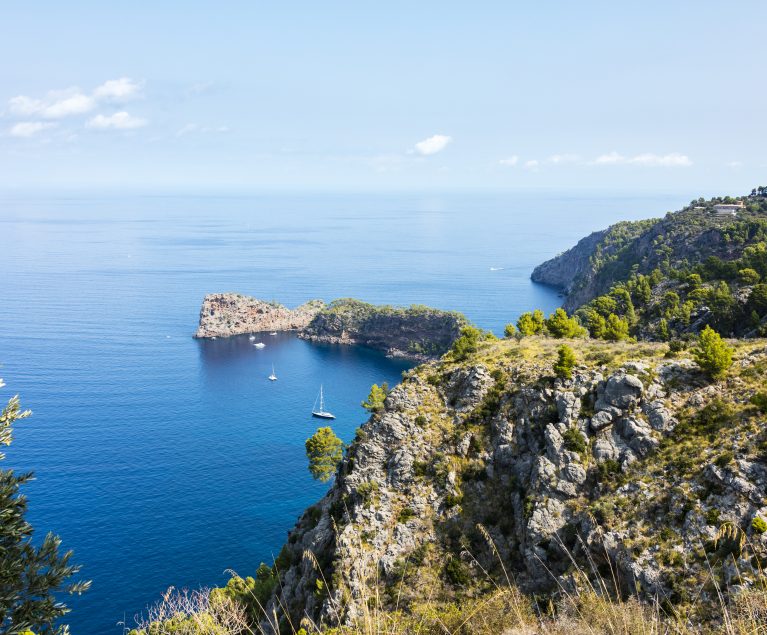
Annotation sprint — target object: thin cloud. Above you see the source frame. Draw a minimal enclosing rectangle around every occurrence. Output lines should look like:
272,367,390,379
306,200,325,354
524,159,539,170
86,111,147,130
176,123,230,137
7,78,144,122
8,121,57,137
546,153,580,165
592,152,692,167
499,156,519,166
9,90,95,119
93,77,143,101
413,134,451,156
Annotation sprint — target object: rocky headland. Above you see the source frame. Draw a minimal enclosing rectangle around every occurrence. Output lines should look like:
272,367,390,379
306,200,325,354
194,293,325,338
300,299,466,361
195,295,466,361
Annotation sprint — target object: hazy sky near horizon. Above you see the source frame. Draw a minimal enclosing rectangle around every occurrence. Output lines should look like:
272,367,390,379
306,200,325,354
1,1,765,193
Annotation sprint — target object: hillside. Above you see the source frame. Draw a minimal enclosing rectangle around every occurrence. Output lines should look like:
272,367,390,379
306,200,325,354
532,192,767,340
252,335,767,634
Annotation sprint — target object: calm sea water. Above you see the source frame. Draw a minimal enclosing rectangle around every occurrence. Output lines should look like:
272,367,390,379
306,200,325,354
0,191,687,634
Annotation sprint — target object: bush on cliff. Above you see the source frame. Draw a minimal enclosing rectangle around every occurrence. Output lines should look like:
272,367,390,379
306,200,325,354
516,309,545,336
449,326,485,361
693,326,734,380
362,383,389,412
305,427,344,482
554,345,576,379
209,566,276,624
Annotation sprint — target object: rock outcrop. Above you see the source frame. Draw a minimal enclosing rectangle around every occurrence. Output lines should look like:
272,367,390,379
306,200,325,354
195,295,466,361
300,299,466,361
263,336,767,633
194,293,324,338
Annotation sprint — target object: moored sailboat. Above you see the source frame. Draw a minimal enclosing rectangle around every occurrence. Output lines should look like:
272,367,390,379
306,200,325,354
311,385,335,419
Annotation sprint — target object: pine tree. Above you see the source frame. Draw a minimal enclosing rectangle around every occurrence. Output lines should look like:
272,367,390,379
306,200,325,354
0,381,89,634
305,427,344,482
361,383,389,412
516,310,545,336
553,345,576,380
693,326,734,380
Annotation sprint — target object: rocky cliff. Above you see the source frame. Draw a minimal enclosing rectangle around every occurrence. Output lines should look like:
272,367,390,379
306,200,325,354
300,299,466,361
194,293,325,338
195,295,466,361
531,193,767,339
264,335,767,633
531,220,655,311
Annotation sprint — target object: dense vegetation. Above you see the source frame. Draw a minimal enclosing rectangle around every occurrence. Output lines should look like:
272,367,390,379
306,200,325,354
543,192,767,342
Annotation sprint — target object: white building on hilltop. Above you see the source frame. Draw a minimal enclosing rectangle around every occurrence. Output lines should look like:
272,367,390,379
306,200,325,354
713,202,744,216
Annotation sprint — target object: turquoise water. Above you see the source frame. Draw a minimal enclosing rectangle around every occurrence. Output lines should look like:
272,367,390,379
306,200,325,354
0,191,687,633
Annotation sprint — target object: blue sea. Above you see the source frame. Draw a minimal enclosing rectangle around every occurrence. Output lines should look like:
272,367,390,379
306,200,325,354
0,190,687,634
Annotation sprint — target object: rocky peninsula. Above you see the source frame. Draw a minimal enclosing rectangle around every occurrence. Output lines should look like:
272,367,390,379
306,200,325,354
195,294,467,361
194,293,325,338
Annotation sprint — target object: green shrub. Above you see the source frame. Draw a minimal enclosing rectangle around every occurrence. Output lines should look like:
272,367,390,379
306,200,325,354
444,557,471,586
209,567,277,624
517,309,545,336
361,382,389,411
503,323,517,337
562,427,587,454
398,507,416,523
692,326,734,379
604,313,630,341
714,451,734,468
545,308,587,338
445,492,463,507
305,427,344,482
553,344,576,379
449,326,484,361
750,392,767,412
414,414,427,426
704,508,720,526
597,459,621,480
752,516,767,534
738,268,761,284
356,480,379,504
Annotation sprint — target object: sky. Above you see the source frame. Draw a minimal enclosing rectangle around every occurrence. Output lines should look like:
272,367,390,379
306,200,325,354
1,1,765,193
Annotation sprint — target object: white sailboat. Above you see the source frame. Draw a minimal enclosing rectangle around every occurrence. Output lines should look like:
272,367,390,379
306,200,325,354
254,342,266,348
311,385,335,419
268,365,277,381
249,335,256,341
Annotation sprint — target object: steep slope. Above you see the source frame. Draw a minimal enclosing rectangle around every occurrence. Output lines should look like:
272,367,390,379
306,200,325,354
532,193,767,339
264,336,767,633
300,299,466,360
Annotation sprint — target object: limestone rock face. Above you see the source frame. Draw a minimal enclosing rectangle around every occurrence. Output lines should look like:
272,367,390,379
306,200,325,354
194,293,324,338
261,342,767,633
